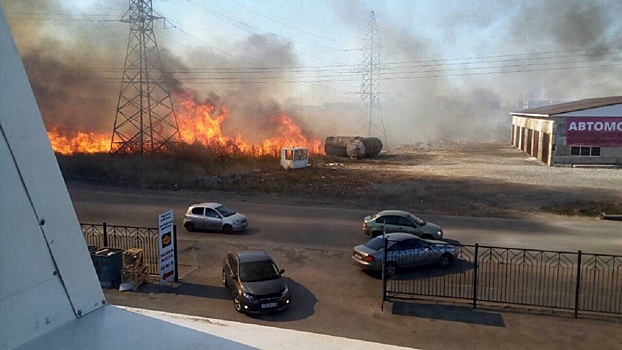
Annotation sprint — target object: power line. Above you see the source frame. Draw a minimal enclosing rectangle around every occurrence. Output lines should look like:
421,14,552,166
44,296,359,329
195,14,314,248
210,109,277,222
184,0,349,63
10,8,619,95
66,59,621,86
65,48,620,75
227,0,351,45
95,0,125,11
60,56,621,82
382,49,622,70
383,47,622,67
158,23,238,58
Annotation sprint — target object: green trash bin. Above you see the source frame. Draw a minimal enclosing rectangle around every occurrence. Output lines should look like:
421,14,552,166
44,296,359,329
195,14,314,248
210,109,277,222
91,248,123,289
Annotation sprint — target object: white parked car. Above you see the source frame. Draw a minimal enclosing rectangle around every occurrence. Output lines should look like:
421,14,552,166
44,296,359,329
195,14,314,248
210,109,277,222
183,202,248,233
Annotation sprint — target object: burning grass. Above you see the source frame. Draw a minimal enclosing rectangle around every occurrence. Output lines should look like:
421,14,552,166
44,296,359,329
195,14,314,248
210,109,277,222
55,143,325,190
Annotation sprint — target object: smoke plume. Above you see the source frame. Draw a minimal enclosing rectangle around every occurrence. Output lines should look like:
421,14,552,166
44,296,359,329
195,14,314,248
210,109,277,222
4,0,622,147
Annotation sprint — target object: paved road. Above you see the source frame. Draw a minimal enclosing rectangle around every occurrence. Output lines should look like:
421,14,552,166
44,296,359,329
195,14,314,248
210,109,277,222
69,183,622,349
69,182,622,255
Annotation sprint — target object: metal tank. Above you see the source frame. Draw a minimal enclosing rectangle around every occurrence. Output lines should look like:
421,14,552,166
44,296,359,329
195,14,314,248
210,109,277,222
324,136,383,158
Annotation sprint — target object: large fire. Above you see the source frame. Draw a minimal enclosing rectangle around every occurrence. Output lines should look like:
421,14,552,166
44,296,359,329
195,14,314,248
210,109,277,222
47,127,110,155
47,95,323,156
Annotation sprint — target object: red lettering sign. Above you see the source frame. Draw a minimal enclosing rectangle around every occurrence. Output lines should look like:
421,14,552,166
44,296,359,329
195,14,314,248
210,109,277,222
566,117,622,146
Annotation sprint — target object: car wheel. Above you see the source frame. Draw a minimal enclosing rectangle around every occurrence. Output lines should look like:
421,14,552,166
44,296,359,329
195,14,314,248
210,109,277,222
233,298,243,313
371,231,382,238
421,234,433,240
184,222,195,232
222,269,228,287
439,253,454,268
385,262,398,278
222,224,233,234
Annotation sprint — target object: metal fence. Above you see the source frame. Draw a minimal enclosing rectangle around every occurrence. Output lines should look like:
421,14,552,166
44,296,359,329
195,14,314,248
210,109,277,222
383,243,622,317
81,222,161,275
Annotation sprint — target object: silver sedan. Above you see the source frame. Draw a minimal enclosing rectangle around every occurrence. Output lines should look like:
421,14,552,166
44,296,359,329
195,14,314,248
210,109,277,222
183,202,248,233
352,232,456,277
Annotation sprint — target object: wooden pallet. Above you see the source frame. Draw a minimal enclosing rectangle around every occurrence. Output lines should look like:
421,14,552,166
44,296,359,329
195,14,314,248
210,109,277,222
122,265,149,291
122,248,148,290
123,248,144,268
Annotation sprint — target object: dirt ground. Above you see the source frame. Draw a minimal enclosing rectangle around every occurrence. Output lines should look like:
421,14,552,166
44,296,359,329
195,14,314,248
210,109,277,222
215,142,622,219
61,142,622,219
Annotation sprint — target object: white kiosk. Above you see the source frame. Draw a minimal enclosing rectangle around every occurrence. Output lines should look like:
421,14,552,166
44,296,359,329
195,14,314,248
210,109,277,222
280,147,309,169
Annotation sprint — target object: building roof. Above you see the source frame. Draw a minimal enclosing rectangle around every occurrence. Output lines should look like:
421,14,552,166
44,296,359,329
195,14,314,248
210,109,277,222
512,96,622,117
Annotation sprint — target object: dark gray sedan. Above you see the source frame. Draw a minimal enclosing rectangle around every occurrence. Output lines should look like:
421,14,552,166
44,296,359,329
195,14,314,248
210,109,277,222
352,232,456,277
222,250,291,314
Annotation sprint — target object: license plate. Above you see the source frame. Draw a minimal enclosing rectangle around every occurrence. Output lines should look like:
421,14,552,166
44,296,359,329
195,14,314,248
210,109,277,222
261,302,278,308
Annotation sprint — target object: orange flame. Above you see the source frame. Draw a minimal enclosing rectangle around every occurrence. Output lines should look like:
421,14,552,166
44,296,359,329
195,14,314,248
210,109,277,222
260,112,322,154
47,127,110,155
176,95,322,155
47,94,323,156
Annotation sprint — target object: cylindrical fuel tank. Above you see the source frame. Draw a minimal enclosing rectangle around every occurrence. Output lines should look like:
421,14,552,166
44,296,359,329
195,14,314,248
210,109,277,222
324,136,351,157
346,139,365,158
324,136,383,158
359,137,383,157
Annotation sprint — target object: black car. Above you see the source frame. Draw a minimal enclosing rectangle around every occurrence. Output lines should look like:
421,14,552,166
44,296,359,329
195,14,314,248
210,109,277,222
222,250,291,314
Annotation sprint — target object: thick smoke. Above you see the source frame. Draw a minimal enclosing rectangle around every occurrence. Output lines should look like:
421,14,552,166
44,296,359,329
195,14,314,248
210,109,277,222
5,0,622,147
22,47,115,133
162,33,306,144
3,0,125,135
328,0,622,145
4,0,314,146
508,0,622,100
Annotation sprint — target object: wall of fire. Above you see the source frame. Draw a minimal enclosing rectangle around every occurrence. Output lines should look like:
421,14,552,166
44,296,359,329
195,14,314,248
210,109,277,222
511,114,622,166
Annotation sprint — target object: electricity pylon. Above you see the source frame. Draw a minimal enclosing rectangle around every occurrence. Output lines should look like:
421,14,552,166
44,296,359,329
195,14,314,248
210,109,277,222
359,11,386,142
110,0,180,154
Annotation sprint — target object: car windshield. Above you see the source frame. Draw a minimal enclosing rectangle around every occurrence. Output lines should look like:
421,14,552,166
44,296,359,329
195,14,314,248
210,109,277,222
216,205,236,217
408,213,425,225
239,260,280,282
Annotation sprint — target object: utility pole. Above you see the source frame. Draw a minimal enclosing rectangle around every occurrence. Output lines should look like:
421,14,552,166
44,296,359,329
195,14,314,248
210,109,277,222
110,0,180,154
360,11,386,142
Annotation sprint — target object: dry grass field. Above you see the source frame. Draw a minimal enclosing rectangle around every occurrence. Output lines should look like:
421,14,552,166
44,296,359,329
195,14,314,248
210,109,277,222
57,142,622,219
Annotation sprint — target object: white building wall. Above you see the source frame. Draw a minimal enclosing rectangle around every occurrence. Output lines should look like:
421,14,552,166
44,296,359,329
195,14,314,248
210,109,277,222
0,6,105,349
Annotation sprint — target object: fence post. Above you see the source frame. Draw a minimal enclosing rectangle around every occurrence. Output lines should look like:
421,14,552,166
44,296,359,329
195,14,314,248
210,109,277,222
381,235,388,309
173,224,179,283
103,222,108,247
472,243,479,309
574,250,582,318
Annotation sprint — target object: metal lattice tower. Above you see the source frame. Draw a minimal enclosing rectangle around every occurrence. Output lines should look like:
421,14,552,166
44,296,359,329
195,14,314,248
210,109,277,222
110,0,180,154
359,11,386,141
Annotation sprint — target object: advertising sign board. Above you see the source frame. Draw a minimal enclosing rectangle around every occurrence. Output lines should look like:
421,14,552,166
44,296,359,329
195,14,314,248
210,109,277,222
158,210,175,284
566,117,622,146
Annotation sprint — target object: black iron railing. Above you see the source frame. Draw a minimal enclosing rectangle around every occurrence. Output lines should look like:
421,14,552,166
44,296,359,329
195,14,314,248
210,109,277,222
80,222,161,275
383,243,622,317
